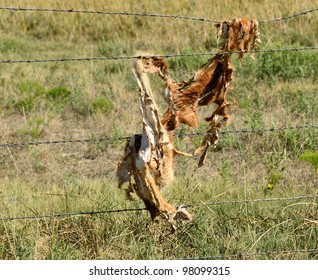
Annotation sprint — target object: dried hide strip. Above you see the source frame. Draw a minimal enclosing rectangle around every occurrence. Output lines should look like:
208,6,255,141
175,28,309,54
143,18,260,166
117,18,260,223
117,59,192,224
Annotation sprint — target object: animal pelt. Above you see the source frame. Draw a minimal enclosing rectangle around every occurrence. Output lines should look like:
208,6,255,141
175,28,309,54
117,59,192,223
117,17,260,224
216,18,261,58
139,18,260,166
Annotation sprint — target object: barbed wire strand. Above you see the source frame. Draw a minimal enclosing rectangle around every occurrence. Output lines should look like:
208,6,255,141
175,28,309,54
181,248,318,260
259,8,318,23
1,194,317,222
178,124,318,138
0,136,131,148
0,7,219,23
0,6,317,23
0,124,317,148
183,194,318,209
0,207,147,222
1,46,318,64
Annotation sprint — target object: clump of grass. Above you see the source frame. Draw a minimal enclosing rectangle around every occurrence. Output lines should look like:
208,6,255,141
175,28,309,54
92,97,113,114
18,116,46,139
0,35,32,54
46,87,71,101
10,80,45,113
301,151,318,174
256,49,318,82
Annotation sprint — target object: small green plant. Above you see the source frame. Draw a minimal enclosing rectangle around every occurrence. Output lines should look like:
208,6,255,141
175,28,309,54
256,49,318,82
263,148,285,194
13,80,45,112
0,36,29,54
18,117,45,139
92,97,113,114
70,89,92,117
300,151,318,174
243,110,265,130
264,172,281,194
18,80,45,97
98,38,120,56
28,147,47,173
278,87,318,121
111,124,126,148
14,98,36,112
219,153,233,184
46,87,71,101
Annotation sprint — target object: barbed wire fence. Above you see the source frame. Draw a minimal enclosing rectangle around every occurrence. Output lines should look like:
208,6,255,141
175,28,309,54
0,124,317,148
0,7,317,64
1,194,317,259
0,6,317,23
0,6,317,260
0,46,317,64
1,194,317,221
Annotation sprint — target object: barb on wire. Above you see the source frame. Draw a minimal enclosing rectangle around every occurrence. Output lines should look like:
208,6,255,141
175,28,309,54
0,124,317,148
0,136,131,148
179,124,318,138
183,195,318,209
259,7,318,23
1,194,317,222
0,6,219,23
0,47,318,64
0,207,147,221
0,6,317,23
181,248,318,260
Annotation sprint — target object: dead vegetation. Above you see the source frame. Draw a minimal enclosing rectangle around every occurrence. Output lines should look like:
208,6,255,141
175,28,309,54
117,18,261,225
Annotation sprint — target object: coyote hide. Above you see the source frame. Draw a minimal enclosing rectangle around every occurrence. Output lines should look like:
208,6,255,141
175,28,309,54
117,18,260,223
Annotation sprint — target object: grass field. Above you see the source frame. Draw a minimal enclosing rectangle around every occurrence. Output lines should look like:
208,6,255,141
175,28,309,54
0,0,317,260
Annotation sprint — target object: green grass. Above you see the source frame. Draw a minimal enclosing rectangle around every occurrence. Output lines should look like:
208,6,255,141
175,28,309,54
0,0,318,260
301,151,318,173
1,169,317,260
